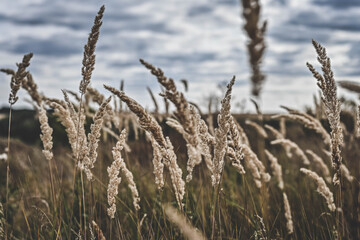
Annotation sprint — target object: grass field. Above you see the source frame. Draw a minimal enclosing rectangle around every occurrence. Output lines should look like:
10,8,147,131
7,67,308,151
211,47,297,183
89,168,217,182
0,3,359,240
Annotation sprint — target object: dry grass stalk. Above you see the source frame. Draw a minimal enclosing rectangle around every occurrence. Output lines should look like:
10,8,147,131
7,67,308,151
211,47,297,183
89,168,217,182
62,90,78,123
102,127,131,153
340,164,354,183
91,221,106,240
87,86,106,104
241,0,267,97
162,138,186,210
356,105,360,138
140,59,191,126
245,120,267,138
166,115,202,182
231,116,250,146
163,91,170,116
140,59,199,136
105,85,185,209
44,97,67,109
104,85,166,147
147,87,159,114
80,96,111,180
306,150,331,183
272,107,330,147
271,139,310,165
130,114,140,140
121,164,141,212
227,116,246,174
107,129,127,218
226,146,245,174
264,124,283,139
323,149,353,182
48,101,78,156
75,103,88,158
265,150,283,190
140,59,206,182
307,40,343,185
337,80,360,94
2,53,33,105
250,98,263,122
207,98,215,136
197,115,215,174
300,168,336,211
0,69,15,76
38,106,54,162
212,76,235,186
283,193,294,234
22,73,42,106
313,91,326,119
280,118,286,137
166,104,211,182
64,89,81,102
242,144,270,188
79,5,105,94
180,79,188,92
0,202,5,239
255,215,268,240
164,204,206,240
87,86,118,128
147,133,165,189
113,130,140,212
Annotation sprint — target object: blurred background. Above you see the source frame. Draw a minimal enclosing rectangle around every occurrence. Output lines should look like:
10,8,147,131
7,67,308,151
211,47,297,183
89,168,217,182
1,0,360,112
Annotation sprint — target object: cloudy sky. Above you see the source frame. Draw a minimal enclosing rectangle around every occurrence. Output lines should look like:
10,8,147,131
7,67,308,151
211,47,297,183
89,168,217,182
1,0,360,112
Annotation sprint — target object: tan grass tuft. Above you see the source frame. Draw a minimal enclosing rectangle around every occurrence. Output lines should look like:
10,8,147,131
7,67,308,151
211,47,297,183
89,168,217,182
212,76,235,186
300,168,336,211
337,80,360,94
164,204,206,240
104,84,166,147
307,40,343,185
242,144,270,188
264,124,284,140
80,96,112,180
38,105,54,162
265,150,283,190
105,85,185,209
22,73,42,106
241,0,267,96
107,129,128,218
147,87,159,114
306,150,331,183
341,164,354,183
227,116,246,174
140,59,206,182
48,101,78,156
271,139,310,165
283,192,294,234
92,221,106,240
3,53,33,105
147,133,165,189
0,202,5,239
79,5,105,94
245,120,267,138
272,106,331,146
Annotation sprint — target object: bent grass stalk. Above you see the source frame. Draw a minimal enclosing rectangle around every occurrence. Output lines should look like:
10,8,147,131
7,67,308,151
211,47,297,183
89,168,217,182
3,52,33,239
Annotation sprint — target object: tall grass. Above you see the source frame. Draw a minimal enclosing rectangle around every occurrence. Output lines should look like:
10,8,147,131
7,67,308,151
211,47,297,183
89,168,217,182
0,5,359,240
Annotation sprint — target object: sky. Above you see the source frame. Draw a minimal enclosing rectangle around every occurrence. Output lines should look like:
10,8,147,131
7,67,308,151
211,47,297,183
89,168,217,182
1,0,360,112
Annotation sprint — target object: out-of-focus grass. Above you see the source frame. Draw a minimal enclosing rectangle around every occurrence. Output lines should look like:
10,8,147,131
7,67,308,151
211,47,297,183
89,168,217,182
0,109,358,239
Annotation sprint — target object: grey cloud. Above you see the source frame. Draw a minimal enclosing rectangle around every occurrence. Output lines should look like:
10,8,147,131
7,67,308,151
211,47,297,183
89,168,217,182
312,0,360,9
8,36,82,56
